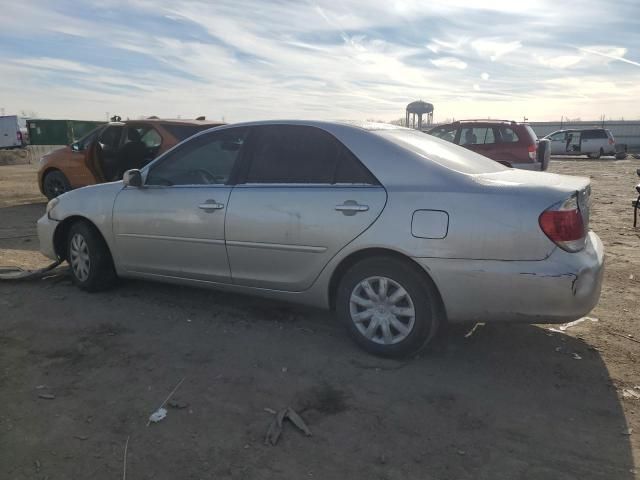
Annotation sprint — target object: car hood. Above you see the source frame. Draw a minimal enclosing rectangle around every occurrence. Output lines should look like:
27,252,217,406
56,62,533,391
50,181,124,224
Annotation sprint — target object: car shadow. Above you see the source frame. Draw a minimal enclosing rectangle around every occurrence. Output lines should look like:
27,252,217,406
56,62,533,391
0,202,46,253
60,279,634,479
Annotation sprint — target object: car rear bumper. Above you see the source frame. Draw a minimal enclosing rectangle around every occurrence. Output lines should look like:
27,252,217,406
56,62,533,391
37,214,59,260
416,231,604,324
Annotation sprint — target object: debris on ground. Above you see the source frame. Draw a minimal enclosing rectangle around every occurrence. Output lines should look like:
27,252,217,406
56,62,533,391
146,377,186,426
264,407,312,445
622,388,640,400
0,261,62,281
123,436,130,480
464,322,485,338
621,427,633,436
572,353,582,360
559,317,599,331
38,393,56,400
168,400,189,409
148,407,168,423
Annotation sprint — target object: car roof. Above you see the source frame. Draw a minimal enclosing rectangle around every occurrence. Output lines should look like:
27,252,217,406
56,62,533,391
548,128,608,134
103,118,225,127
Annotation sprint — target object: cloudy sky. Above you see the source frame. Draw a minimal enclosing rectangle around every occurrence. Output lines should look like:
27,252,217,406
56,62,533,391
1,0,638,123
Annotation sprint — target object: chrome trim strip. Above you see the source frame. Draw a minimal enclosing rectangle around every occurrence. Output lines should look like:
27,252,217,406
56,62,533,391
117,233,225,245
226,240,326,253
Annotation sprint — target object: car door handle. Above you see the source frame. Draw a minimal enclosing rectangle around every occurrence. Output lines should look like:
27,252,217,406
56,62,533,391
198,200,224,211
335,201,369,216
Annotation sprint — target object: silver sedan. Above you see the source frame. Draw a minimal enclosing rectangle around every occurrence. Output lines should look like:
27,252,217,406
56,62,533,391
38,121,604,357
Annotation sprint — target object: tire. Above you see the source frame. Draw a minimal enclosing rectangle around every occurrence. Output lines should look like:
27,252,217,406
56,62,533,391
587,149,602,160
67,221,117,292
43,170,71,200
336,257,441,358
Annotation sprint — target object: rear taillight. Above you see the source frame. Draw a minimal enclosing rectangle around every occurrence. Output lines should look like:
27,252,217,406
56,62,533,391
608,138,614,145
539,194,586,252
528,144,536,161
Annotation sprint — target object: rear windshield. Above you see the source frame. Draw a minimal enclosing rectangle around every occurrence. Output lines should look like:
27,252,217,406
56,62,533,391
163,124,219,141
524,125,538,141
376,129,505,174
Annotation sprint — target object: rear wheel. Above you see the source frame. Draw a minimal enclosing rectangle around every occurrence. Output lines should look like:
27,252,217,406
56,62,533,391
43,170,71,200
587,149,603,159
336,257,441,358
67,221,117,292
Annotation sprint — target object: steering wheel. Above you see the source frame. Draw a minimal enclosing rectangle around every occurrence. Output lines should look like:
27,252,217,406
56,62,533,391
194,169,216,184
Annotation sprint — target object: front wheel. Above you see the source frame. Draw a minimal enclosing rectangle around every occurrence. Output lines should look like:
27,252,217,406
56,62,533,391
43,170,71,200
67,221,117,292
336,257,441,358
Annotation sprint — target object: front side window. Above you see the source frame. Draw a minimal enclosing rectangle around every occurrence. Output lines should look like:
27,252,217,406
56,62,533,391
146,128,247,186
245,125,376,184
76,126,103,150
549,132,565,141
460,127,495,145
99,126,123,149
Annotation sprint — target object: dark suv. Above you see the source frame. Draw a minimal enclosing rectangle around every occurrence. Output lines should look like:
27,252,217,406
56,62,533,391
426,120,549,171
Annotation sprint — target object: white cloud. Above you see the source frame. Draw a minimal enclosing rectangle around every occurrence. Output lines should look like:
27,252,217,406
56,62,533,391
580,45,640,68
0,0,638,122
471,38,522,61
430,57,468,69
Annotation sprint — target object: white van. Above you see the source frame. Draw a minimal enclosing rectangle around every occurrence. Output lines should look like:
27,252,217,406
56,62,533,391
545,128,616,159
0,115,25,149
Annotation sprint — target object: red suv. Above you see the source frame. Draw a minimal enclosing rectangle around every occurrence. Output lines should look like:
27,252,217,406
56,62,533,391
426,120,549,171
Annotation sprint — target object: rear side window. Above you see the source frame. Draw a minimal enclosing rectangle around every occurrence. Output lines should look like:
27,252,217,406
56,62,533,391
459,127,495,145
498,127,520,143
164,124,218,141
582,129,608,139
245,125,376,184
428,125,456,143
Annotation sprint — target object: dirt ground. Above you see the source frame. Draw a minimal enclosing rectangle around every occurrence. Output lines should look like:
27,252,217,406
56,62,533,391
1,159,639,479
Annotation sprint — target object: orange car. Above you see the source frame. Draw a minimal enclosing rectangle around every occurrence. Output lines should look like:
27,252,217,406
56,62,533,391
38,118,224,199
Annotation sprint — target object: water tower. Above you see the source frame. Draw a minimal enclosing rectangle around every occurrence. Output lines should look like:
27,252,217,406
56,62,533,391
405,100,434,130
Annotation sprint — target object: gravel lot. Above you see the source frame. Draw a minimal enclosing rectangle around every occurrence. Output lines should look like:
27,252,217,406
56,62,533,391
1,159,639,479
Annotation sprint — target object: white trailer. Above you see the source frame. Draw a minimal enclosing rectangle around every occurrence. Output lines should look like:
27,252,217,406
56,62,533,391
0,115,24,149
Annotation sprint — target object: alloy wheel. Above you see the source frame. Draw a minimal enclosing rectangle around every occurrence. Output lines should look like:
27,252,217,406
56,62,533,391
69,233,91,282
349,276,416,345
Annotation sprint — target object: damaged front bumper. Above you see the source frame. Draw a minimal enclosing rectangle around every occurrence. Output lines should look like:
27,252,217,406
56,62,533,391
416,231,605,324
37,214,60,260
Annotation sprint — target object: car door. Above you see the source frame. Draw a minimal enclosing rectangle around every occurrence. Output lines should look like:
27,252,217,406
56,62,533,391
548,132,566,155
580,129,605,155
225,125,387,291
112,127,248,282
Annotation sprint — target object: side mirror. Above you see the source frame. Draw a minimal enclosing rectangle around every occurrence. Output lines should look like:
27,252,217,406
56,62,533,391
637,168,640,178
123,169,143,187
71,142,80,152
636,184,640,194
